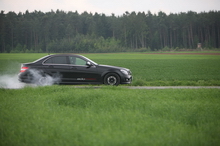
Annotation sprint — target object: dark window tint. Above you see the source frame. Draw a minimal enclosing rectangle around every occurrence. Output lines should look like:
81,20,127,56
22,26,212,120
44,56,67,64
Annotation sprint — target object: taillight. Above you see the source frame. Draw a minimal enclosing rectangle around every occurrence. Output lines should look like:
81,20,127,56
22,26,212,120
20,67,29,72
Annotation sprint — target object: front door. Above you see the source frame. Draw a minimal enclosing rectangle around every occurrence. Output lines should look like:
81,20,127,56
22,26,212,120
67,56,100,83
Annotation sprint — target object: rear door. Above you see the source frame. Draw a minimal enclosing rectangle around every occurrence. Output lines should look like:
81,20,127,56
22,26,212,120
43,56,72,82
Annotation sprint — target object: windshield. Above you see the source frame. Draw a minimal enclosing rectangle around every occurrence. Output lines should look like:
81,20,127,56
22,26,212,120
81,56,98,65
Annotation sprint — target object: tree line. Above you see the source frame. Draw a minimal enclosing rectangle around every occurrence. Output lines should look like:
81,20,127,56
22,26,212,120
0,10,220,53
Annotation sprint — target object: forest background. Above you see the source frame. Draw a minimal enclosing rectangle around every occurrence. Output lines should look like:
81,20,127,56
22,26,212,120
0,10,220,53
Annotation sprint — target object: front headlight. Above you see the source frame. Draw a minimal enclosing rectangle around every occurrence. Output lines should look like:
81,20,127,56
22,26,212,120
120,69,129,75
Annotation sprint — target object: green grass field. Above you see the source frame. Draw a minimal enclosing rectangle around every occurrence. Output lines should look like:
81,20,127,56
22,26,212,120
1,86,220,146
0,52,220,86
0,52,220,146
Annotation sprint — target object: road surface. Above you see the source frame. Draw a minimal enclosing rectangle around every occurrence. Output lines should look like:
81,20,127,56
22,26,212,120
126,86,220,89
74,86,220,89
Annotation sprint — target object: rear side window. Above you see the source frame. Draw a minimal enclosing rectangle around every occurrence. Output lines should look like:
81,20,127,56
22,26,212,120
44,56,68,64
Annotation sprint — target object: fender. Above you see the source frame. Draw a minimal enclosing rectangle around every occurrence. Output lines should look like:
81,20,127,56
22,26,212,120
101,70,122,80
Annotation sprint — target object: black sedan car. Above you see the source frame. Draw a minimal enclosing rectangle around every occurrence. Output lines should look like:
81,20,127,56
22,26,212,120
18,54,132,85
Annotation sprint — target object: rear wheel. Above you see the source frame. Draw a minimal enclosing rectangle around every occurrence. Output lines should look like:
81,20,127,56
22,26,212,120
36,76,50,86
37,76,49,86
104,73,120,85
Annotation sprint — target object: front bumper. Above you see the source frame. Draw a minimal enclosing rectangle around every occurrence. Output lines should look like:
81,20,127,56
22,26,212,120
121,75,133,84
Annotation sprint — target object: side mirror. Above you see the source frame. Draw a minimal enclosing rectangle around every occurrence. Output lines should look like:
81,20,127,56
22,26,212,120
86,62,92,67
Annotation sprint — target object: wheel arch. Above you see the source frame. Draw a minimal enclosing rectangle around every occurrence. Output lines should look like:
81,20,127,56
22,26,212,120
102,71,122,84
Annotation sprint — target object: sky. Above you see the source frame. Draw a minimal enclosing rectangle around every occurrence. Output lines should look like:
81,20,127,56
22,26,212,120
0,0,220,16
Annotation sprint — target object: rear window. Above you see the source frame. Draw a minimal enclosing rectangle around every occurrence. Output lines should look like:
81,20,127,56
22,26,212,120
33,55,50,63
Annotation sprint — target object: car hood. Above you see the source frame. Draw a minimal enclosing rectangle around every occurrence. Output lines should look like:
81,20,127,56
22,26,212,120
97,64,128,70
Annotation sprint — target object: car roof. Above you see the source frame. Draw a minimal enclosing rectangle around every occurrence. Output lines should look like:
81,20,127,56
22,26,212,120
33,54,83,63
48,54,83,57
33,54,98,65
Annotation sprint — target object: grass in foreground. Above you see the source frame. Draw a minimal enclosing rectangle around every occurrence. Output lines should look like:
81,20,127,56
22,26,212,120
0,86,220,146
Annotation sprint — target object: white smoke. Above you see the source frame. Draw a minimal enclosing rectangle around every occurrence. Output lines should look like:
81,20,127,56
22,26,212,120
28,69,61,86
0,68,61,89
0,74,26,89
0,62,25,89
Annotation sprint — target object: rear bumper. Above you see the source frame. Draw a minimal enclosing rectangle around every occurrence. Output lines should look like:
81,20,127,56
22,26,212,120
18,73,33,83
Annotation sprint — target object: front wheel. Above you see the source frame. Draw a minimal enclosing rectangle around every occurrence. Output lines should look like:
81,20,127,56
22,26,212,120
104,73,120,85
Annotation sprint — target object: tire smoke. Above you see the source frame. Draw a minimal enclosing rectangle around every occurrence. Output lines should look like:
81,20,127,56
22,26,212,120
0,69,61,89
28,69,61,86
0,74,26,89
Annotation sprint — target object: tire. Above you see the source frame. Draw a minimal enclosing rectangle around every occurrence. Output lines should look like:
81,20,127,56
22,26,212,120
104,73,120,85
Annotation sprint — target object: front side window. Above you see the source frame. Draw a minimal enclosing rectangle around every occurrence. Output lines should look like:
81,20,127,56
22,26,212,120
69,56,86,66
44,56,67,64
